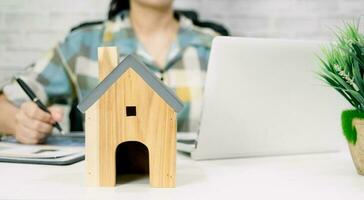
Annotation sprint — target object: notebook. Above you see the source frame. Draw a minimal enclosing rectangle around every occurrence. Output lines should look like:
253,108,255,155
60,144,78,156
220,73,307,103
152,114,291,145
0,132,85,165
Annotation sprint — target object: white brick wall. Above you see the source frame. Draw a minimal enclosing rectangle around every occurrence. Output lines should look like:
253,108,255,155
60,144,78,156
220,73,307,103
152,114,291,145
1,0,364,85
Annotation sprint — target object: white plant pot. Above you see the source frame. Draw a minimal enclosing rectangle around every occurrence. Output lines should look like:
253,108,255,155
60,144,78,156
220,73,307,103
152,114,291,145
350,119,364,175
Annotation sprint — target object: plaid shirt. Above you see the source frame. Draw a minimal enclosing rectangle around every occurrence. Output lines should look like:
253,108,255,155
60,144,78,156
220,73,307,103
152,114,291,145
2,11,219,132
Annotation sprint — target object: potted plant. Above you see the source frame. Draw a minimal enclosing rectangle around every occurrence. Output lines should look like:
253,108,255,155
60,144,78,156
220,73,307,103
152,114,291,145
318,22,364,175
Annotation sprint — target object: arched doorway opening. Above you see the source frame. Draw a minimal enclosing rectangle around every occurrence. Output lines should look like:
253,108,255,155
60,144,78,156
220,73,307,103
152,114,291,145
115,141,150,184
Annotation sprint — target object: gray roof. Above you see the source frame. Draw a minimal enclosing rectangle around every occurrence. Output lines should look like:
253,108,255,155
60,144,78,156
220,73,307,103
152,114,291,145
77,55,184,113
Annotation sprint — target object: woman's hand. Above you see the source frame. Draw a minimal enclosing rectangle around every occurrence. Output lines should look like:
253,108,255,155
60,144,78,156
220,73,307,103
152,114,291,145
14,102,64,144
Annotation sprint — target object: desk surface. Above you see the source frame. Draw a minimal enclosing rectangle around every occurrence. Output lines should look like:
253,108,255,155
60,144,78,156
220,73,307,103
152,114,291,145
0,150,364,200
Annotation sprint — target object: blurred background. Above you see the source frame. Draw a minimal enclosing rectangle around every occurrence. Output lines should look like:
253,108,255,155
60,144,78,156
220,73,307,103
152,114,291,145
0,0,364,86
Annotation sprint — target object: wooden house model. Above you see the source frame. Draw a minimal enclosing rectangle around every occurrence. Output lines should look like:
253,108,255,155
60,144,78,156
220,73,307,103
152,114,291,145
77,47,183,188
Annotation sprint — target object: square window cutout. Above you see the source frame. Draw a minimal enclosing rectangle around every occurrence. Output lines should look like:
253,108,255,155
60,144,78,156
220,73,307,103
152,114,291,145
126,106,136,116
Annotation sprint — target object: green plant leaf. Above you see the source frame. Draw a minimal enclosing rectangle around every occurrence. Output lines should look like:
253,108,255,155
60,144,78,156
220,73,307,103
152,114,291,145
317,20,364,114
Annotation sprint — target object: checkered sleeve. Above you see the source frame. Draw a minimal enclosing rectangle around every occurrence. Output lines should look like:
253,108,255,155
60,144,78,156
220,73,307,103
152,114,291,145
1,34,79,107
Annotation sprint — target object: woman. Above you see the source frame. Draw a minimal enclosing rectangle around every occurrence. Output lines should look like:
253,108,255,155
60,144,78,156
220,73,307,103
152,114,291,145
0,0,228,144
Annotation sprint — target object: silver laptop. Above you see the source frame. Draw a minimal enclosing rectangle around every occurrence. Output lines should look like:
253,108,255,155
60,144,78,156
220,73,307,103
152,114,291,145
177,36,349,160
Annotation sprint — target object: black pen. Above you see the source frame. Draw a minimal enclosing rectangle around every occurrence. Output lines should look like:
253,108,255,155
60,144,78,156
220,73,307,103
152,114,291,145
15,77,65,135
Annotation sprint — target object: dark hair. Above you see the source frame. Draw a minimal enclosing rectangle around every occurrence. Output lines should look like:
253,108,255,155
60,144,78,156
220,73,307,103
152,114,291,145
106,0,229,36
108,0,130,20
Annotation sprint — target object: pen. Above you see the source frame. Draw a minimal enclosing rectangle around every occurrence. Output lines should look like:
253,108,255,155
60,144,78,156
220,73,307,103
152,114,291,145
14,77,65,135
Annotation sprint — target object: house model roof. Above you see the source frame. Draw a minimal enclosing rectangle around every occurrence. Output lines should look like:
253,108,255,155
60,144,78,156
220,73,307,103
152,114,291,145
77,55,184,113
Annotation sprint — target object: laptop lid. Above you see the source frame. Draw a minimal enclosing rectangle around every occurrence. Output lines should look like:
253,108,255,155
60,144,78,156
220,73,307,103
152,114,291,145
192,37,349,160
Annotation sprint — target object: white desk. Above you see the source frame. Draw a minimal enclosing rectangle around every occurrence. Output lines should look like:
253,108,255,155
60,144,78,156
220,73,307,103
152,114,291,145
0,151,364,200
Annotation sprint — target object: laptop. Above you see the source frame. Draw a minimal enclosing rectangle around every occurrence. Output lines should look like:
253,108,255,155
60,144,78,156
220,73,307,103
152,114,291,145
177,36,349,160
